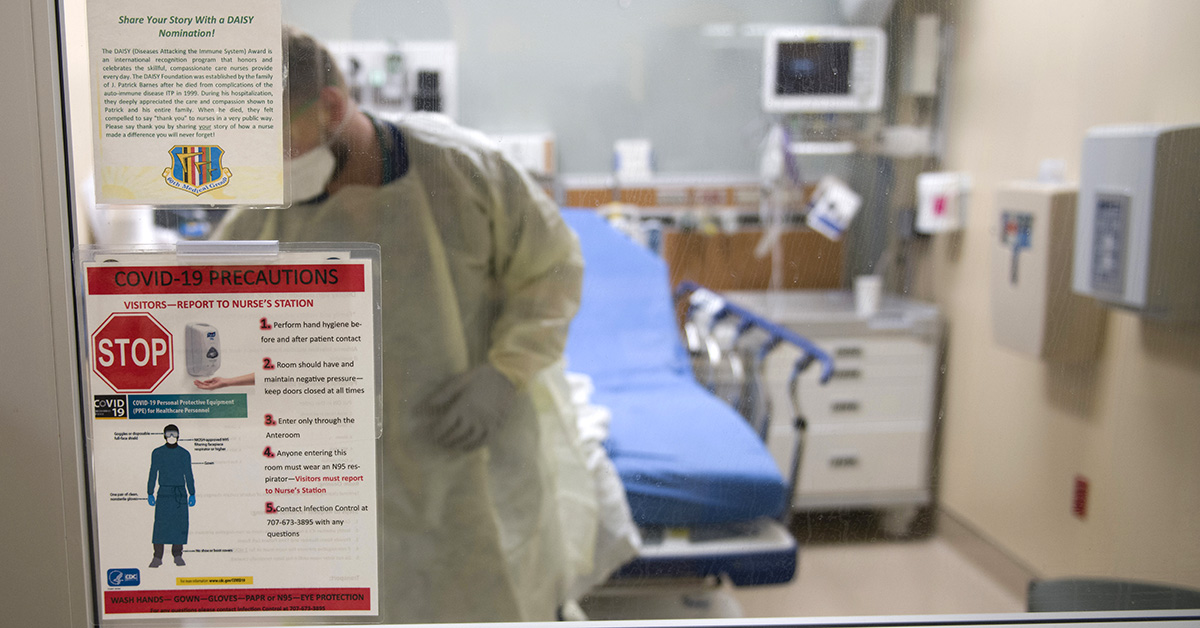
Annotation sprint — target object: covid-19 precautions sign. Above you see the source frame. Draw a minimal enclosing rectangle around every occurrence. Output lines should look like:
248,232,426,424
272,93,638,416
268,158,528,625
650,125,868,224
80,247,381,620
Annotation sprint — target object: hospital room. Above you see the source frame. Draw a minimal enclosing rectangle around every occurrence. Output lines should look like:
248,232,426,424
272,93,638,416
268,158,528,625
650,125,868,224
4,0,1200,625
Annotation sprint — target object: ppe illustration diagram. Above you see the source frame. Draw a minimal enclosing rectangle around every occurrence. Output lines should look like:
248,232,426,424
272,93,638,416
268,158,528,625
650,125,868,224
185,322,220,377
147,424,196,568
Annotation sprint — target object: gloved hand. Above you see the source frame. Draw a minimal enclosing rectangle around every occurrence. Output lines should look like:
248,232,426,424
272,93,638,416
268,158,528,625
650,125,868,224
148,495,155,506
188,495,196,507
423,364,517,451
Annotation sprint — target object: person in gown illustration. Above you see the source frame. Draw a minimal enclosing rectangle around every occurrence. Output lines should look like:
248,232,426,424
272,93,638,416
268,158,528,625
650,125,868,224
147,424,195,567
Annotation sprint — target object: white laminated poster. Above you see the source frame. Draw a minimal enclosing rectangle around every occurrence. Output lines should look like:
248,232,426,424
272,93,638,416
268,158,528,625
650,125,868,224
80,244,381,621
88,0,285,206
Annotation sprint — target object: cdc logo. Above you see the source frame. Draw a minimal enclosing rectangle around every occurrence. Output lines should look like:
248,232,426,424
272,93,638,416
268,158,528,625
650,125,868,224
107,568,140,587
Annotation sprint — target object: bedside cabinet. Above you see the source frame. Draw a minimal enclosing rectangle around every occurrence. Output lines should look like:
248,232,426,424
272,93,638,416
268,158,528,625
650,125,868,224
725,291,943,535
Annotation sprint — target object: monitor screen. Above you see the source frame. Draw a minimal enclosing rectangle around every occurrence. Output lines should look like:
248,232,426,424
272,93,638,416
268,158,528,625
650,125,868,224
775,41,852,96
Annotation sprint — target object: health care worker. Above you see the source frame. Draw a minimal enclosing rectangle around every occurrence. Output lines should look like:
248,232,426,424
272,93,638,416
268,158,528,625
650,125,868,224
214,28,586,622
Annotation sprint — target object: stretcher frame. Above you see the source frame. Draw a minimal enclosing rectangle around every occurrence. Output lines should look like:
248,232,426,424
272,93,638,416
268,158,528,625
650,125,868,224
607,281,834,588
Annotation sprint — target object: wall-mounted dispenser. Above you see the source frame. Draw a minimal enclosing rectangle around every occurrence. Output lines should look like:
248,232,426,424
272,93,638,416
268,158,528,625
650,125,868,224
1072,124,1200,319
916,171,971,234
991,182,1105,362
185,322,220,377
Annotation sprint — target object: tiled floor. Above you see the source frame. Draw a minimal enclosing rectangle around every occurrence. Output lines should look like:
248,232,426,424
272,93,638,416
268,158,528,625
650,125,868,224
581,511,1028,621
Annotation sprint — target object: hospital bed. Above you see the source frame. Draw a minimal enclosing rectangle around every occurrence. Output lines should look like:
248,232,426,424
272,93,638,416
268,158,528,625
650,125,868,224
560,210,834,591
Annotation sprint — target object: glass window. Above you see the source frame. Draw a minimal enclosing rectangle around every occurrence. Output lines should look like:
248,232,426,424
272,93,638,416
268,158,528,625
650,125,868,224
53,0,1200,624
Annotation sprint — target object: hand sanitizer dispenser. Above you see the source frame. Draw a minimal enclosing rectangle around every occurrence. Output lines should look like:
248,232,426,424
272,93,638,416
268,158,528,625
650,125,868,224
1072,124,1200,319
185,322,220,377
991,182,1105,362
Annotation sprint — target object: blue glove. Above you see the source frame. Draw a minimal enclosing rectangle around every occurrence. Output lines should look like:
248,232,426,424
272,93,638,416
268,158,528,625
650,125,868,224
148,495,156,506
188,495,196,507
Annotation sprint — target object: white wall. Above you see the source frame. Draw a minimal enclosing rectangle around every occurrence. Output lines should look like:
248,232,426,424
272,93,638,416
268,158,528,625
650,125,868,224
929,0,1200,586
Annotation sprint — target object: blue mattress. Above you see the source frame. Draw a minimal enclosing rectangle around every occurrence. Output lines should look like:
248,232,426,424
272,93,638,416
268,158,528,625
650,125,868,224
561,210,787,527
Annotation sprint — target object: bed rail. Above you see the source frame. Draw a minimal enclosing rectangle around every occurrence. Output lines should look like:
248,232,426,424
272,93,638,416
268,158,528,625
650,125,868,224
676,281,834,385
675,281,835,521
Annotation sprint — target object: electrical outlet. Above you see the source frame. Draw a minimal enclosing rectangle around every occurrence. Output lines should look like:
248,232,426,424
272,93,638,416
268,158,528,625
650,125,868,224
1073,475,1089,519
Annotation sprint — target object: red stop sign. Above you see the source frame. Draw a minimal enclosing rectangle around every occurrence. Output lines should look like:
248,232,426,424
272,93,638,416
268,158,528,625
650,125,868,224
91,312,174,393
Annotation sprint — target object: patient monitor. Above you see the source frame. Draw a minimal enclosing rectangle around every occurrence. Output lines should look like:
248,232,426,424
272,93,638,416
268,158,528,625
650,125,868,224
762,26,887,113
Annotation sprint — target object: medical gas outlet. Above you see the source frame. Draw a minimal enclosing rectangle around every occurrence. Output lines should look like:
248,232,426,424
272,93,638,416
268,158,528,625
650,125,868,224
991,183,1104,363
185,322,220,377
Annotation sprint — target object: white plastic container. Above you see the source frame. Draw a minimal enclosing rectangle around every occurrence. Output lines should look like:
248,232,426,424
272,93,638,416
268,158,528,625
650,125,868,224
185,322,221,377
855,275,883,318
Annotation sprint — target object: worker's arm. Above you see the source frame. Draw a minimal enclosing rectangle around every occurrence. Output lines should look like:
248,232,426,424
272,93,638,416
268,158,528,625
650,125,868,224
485,153,584,388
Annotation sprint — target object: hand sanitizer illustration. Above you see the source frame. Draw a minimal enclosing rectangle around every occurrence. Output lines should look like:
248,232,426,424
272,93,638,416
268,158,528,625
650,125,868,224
185,323,220,377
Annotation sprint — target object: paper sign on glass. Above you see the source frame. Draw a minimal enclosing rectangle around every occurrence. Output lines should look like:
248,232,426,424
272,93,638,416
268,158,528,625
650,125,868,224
80,246,381,620
88,0,285,206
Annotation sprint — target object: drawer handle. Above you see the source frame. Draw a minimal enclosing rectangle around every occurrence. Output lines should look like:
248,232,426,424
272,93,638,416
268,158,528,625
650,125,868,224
831,401,861,413
835,347,863,358
831,368,862,380
829,455,860,468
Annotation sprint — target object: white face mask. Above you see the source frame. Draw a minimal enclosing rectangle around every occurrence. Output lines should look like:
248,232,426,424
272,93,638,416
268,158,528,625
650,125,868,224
288,94,353,204
166,434,178,445
288,145,337,203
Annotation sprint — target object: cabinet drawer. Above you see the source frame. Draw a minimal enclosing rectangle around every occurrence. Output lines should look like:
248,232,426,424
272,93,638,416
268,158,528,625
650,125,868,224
817,337,931,363
801,359,931,384
764,340,935,386
795,381,934,423
796,423,930,496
